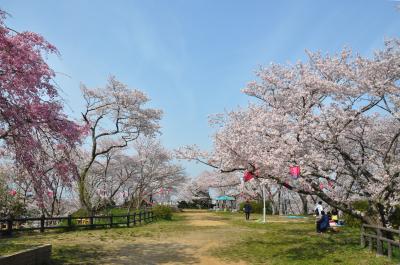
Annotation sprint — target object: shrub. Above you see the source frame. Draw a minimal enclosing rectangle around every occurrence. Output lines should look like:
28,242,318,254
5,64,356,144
343,213,362,228
177,200,210,209
71,208,89,217
351,200,370,212
344,203,400,228
0,179,28,218
153,205,173,220
343,200,377,227
177,201,190,209
239,201,272,214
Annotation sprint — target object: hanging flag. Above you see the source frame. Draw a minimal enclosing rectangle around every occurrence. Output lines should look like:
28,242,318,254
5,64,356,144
290,165,300,178
243,171,254,182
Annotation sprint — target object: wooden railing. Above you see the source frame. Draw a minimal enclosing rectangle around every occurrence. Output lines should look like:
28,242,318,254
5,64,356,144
0,210,154,236
361,224,400,259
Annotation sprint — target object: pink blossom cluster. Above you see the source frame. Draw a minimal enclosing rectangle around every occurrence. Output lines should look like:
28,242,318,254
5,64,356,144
0,11,83,202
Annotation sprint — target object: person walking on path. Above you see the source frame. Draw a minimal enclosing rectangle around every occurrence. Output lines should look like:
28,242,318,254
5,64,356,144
244,200,252,220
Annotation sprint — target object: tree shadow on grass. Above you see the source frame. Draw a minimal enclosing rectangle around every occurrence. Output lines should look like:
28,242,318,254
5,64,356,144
278,241,338,262
200,216,230,221
51,244,107,265
51,242,199,265
110,243,199,265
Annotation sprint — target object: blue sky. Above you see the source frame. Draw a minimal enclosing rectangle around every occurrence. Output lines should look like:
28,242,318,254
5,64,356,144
2,0,400,177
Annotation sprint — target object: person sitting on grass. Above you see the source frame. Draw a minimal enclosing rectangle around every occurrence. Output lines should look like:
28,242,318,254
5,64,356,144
327,211,332,220
244,200,252,221
316,211,330,233
331,209,339,223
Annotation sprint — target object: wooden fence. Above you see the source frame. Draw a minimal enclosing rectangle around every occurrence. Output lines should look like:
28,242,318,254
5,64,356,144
361,224,400,259
0,210,154,236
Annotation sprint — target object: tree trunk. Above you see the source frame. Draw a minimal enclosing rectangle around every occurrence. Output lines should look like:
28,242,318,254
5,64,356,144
78,177,92,213
278,190,283,215
299,194,308,215
270,200,276,215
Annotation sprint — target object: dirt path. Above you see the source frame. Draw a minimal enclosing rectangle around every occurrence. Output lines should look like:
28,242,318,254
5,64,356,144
104,211,249,265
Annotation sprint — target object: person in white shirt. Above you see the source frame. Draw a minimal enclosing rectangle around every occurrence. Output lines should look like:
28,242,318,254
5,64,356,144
315,201,324,233
315,201,323,216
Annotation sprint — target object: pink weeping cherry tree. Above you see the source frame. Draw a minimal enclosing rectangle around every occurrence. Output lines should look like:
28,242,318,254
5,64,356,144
0,10,83,208
179,40,400,227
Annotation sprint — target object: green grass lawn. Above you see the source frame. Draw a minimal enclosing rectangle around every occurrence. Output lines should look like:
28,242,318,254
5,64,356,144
212,212,400,265
0,217,161,254
0,211,399,265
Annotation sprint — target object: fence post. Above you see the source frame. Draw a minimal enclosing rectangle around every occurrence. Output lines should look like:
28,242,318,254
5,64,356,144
151,211,153,222
376,228,383,255
360,225,365,247
6,216,13,236
40,214,45,233
387,243,392,259
90,216,94,229
133,212,136,226
110,214,113,228
139,211,142,224
127,214,130,227
368,236,372,251
67,215,72,230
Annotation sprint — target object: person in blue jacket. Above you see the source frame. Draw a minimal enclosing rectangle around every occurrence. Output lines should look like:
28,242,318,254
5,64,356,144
244,200,252,220
317,211,330,233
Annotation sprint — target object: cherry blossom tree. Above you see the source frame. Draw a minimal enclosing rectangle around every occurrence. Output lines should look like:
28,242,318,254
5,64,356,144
78,77,162,212
84,149,133,212
0,10,82,202
0,144,78,217
122,137,185,212
176,172,213,208
79,137,185,212
0,170,26,218
180,40,400,227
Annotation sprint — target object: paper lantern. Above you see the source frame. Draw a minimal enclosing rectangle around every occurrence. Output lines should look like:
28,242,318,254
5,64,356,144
9,190,16,196
243,171,254,182
47,190,53,196
289,165,300,178
319,183,324,190
328,181,334,188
